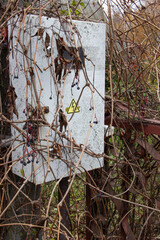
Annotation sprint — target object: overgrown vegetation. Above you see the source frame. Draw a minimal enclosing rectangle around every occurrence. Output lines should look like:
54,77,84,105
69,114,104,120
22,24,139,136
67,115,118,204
0,0,160,240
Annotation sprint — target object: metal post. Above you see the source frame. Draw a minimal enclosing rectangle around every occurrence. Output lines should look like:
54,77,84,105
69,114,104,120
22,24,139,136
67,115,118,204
58,177,71,240
86,171,93,240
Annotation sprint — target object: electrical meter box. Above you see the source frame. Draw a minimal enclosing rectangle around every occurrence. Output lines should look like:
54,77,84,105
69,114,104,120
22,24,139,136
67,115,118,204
9,15,106,184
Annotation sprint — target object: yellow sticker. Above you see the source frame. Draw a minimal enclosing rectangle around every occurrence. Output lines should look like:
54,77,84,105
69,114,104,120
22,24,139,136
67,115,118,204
66,99,80,114
20,169,25,177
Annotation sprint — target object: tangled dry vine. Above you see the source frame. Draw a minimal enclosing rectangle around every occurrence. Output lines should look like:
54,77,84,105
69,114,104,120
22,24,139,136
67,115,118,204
0,0,160,240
